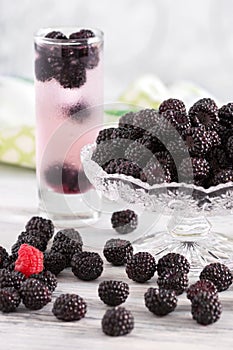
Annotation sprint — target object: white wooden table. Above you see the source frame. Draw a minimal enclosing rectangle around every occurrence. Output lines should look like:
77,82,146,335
1,164,233,350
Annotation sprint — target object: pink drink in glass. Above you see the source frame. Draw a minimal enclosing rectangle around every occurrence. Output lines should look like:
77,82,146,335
34,28,103,222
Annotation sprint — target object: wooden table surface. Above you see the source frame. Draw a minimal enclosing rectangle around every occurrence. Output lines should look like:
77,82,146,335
1,164,233,350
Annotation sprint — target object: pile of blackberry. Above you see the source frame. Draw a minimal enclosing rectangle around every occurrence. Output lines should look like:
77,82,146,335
35,29,100,89
92,98,233,187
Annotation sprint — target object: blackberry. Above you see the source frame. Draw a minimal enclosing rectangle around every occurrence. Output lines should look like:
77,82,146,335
159,98,186,114
111,210,138,234
69,29,95,39
124,142,154,168
125,252,156,283
0,246,9,269
52,293,87,321
157,253,190,276
30,271,57,293
51,230,82,267
182,127,211,156
91,143,119,167
96,128,115,144
160,109,191,135
208,130,221,148
10,271,26,290
200,263,233,292
103,158,146,182
71,251,103,281
189,98,219,130
0,269,14,288
208,147,231,171
78,45,99,70
178,157,210,185
43,251,66,276
157,270,189,295
20,278,52,310
191,291,222,325
227,135,233,159
144,287,177,316
2,255,17,271
186,280,218,301
25,216,54,241
212,169,233,186
45,31,67,40
102,307,134,336
11,235,47,256
139,132,165,154
118,112,135,129
144,158,172,185
35,56,53,82
133,109,159,131
59,60,86,89
103,238,133,266
218,102,233,129
0,288,21,313
63,102,91,123
98,280,129,306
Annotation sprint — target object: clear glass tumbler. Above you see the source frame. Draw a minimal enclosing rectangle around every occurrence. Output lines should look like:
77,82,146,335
34,27,104,225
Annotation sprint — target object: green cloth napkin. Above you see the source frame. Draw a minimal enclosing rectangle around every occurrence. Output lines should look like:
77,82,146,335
0,74,218,169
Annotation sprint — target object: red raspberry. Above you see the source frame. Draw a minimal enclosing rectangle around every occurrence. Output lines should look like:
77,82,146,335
15,244,44,277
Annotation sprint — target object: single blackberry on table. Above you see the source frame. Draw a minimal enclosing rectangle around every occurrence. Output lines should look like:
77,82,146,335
30,271,57,293
144,287,177,316
11,235,47,256
51,229,83,267
186,280,218,301
189,98,219,130
111,210,138,234
0,269,14,288
218,102,233,129
43,251,66,276
157,253,190,276
25,216,54,241
45,31,67,40
52,293,87,321
126,252,156,283
102,306,134,336
96,128,115,144
0,246,9,269
157,270,189,295
0,288,21,313
71,251,103,281
200,263,233,292
182,127,211,156
159,98,186,114
19,229,49,247
98,280,129,306
103,158,147,182
212,169,233,186
191,291,222,325
144,158,172,185
10,271,26,290
103,238,133,266
20,278,52,310
178,157,210,185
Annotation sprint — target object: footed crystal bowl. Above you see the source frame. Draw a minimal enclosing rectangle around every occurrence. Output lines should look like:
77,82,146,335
81,143,233,271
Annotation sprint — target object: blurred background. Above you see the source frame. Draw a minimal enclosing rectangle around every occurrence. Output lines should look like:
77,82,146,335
1,0,233,102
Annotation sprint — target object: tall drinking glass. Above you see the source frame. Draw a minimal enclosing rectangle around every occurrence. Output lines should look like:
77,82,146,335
34,27,103,225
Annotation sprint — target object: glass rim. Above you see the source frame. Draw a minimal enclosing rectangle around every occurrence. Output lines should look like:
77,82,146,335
34,27,104,46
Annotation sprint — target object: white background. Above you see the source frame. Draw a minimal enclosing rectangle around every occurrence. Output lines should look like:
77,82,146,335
1,0,233,101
